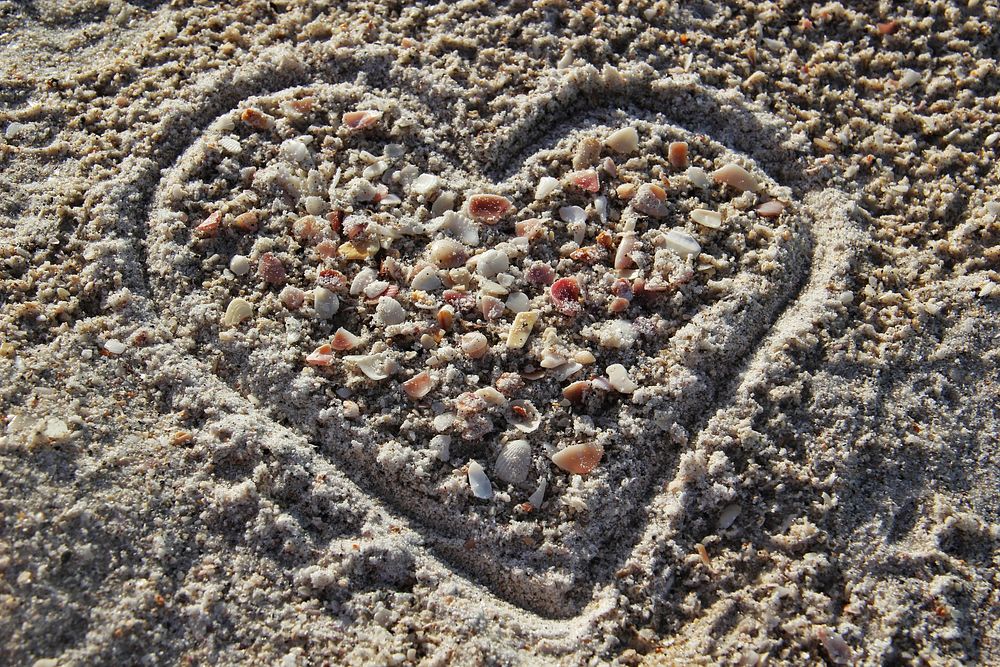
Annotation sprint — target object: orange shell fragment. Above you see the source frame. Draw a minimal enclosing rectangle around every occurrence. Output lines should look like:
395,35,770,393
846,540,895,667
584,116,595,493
551,442,604,475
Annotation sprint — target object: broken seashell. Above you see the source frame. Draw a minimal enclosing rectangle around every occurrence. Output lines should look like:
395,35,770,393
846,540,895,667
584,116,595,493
686,166,711,188
257,252,286,285
342,109,382,131
480,294,505,321
540,351,567,369
668,141,689,169
565,169,600,193
756,200,786,218
475,387,507,406
535,176,560,200
549,277,582,316
314,287,339,318
632,183,669,218
664,229,701,258
305,343,335,367
507,399,542,433
437,305,455,330
230,211,258,233
606,363,638,393
338,239,379,261
690,208,723,229
468,461,493,499
551,442,604,475
221,297,252,327
713,162,760,192
195,210,222,237
528,477,547,507
331,327,362,351
495,439,531,484
558,205,587,225
402,371,435,400
241,107,274,130
429,238,468,268
525,261,555,285
343,353,393,380
461,332,489,359
475,248,509,278
552,361,583,381
280,285,305,310
431,434,451,461
614,231,638,270
467,194,512,223
375,296,406,326
411,265,443,291
506,310,539,348
562,380,591,403
605,126,639,153
411,173,440,197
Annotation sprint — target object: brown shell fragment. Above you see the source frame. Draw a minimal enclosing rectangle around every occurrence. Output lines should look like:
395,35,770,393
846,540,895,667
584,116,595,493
194,210,223,237
562,380,591,403
551,442,604,474
241,107,275,131
229,211,259,233
668,141,689,169
402,371,435,400
467,194,513,224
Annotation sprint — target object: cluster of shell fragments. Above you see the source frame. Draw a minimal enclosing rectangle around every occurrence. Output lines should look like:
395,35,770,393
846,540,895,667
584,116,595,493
153,84,793,515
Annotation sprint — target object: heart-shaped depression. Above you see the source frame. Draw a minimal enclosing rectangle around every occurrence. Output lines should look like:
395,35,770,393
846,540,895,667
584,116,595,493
146,79,809,616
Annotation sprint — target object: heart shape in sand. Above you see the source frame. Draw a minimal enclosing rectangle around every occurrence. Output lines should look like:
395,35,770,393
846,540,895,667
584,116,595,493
145,71,811,615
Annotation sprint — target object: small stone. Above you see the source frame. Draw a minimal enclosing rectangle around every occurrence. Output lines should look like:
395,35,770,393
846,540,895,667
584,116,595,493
605,126,639,153
280,286,305,310
257,252,286,285
573,136,603,169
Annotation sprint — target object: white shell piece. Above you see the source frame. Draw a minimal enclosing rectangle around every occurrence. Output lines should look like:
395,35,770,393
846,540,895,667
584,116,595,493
314,287,339,318
605,126,639,153
351,267,377,295
606,363,639,393
375,296,406,325
222,298,253,327
431,435,451,461
344,353,392,380
507,399,542,433
528,478,547,507
718,503,741,531
411,173,440,196
475,248,509,278
712,163,760,192
664,229,701,258
686,166,711,188
411,266,442,291
690,208,722,229
495,440,531,484
559,205,586,225
535,176,560,200
468,461,493,499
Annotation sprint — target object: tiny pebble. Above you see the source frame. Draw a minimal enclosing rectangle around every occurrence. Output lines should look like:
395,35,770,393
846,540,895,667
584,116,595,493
229,255,251,275
104,339,126,354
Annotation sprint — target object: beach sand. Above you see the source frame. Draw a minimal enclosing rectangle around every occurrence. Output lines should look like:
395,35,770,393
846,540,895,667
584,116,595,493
2,2,998,664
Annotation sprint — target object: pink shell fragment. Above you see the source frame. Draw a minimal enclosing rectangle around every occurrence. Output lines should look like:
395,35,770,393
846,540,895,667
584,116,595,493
306,344,336,367
566,169,600,193
194,211,222,237
550,277,582,316
342,110,382,131
468,194,513,224
756,200,786,218
402,371,435,400
551,442,603,475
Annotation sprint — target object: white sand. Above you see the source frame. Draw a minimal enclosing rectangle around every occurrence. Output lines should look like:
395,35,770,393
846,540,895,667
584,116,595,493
2,2,998,665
